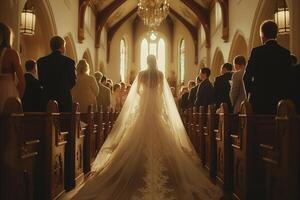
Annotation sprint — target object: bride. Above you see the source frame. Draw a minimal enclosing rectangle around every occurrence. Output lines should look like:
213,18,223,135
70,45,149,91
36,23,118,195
73,55,221,200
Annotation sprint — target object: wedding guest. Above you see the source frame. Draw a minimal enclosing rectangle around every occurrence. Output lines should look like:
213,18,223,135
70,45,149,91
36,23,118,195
187,76,201,108
111,83,122,111
194,67,214,109
0,23,25,113
243,20,291,114
291,54,297,65
230,56,247,114
290,55,300,113
37,36,76,112
214,63,233,111
95,71,111,112
22,60,45,112
72,59,99,112
120,82,127,104
180,81,196,110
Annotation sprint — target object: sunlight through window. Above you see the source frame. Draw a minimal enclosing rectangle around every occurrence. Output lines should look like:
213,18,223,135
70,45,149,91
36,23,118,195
120,38,126,82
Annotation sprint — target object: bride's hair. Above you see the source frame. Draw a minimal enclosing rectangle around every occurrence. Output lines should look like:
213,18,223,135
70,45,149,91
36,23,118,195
147,55,157,71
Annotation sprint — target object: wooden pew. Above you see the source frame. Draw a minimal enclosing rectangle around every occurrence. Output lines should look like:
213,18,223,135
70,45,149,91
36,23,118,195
231,101,275,200
198,106,207,165
193,107,201,154
260,100,300,200
203,105,218,179
80,105,97,174
94,106,105,152
60,103,84,191
0,98,67,200
215,103,238,195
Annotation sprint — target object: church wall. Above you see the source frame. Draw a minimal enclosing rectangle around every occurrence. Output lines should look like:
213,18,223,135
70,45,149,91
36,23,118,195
173,18,197,85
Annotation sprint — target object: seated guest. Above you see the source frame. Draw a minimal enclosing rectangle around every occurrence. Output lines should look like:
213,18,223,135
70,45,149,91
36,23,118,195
72,59,99,112
194,67,214,109
111,83,122,111
230,56,247,114
22,60,45,112
95,72,111,112
243,20,291,114
214,63,233,111
187,76,201,108
120,82,127,104
106,78,113,92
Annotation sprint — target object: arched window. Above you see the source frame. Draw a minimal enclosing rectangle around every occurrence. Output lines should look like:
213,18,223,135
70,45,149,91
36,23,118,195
140,33,166,74
179,39,185,83
120,38,126,82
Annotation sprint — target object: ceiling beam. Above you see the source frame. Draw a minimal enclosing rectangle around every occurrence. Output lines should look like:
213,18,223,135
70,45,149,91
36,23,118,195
106,7,137,62
181,0,210,47
95,0,126,48
217,0,229,42
170,8,199,64
78,0,91,43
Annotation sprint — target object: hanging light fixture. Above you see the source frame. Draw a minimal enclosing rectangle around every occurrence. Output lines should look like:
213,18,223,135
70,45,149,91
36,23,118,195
20,1,36,35
274,0,290,34
138,0,169,31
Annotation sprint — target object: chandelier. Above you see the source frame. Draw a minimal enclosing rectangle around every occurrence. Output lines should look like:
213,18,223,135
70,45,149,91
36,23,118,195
138,0,169,31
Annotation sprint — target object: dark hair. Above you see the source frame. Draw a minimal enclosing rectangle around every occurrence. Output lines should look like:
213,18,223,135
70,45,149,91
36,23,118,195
101,75,107,83
113,83,121,92
25,59,36,72
0,22,12,48
234,55,246,65
260,20,278,39
188,80,196,87
200,67,211,78
291,54,297,65
50,36,65,51
222,63,233,71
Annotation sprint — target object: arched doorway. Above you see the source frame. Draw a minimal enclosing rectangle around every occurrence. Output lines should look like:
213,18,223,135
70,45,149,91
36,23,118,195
211,48,225,81
228,31,248,63
19,0,56,65
64,33,77,62
83,49,94,75
249,0,290,50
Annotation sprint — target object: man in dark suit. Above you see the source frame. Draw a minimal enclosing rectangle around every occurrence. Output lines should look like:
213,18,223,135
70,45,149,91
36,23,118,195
180,80,196,110
37,36,76,112
243,20,291,114
214,63,233,111
187,76,201,108
194,67,214,108
290,55,300,113
22,60,45,112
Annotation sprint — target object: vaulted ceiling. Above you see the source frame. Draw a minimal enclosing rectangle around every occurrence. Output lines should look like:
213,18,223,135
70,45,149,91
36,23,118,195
79,0,229,54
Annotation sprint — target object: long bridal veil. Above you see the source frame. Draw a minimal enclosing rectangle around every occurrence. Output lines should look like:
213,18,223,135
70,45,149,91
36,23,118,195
73,55,221,200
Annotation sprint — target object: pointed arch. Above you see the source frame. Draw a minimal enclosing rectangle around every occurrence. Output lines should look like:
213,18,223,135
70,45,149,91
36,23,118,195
228,31,248,63
211,48,224,80
83,49,94,74
64,32,78,62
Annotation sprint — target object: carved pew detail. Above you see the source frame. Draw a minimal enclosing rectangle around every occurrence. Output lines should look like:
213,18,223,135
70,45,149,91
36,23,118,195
61,103,84,191
260,100,300,200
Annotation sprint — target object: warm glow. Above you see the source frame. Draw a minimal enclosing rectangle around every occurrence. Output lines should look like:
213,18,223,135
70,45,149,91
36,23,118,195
120,39,126,82
274,8,290,34
20,9,36,35
179,39,185,83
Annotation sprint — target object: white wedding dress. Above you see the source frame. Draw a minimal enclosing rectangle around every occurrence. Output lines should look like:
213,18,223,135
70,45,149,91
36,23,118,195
73,68,221,200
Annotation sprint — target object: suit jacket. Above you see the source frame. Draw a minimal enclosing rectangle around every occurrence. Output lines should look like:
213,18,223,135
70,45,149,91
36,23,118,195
187,85,198,108
179,92,189,110
97,83,111,112
37,51,76,112
194,79,214,108
230,70,246,114
290,64,300,113
243,40,291,114
214,72,233,111
22,73,45,112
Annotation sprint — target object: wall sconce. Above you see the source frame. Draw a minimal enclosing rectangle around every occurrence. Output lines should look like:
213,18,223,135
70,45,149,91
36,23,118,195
274,0,290,34
20,1,36,35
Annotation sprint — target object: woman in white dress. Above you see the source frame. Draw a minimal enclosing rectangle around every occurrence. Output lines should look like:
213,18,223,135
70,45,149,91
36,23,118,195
0,23,25,113
73,55,222,200
72,59,99,112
